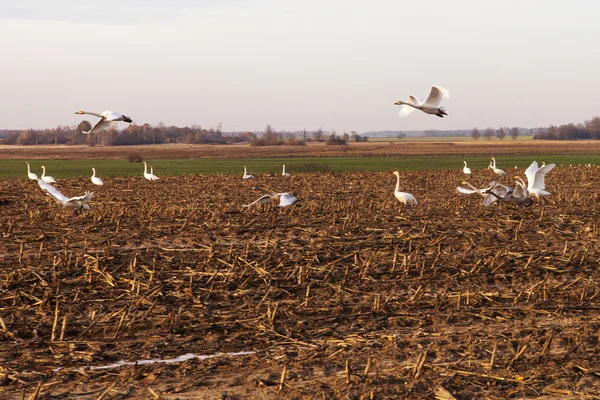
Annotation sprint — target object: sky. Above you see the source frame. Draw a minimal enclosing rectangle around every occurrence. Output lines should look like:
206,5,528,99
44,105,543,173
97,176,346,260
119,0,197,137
1,0,599,133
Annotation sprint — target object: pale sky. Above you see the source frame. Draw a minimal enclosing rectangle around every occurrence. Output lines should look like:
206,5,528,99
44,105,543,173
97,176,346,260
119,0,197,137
1,0,599,133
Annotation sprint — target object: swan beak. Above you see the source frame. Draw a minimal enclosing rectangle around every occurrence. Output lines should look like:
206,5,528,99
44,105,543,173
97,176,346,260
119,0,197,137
75,111,83,114
394,101,401,105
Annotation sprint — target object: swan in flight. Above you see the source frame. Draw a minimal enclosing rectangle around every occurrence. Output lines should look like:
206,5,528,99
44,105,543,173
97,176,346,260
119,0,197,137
40,166,56,183
394,85,449,118
243,166,254,180
75,110,133,134
521,161,555,198
392,171,417,205
37,179,93,212
282,165,291,177
142,161,159,181
489,158,506,176
243,187,297,208
91,168,104,186
462,161,471,175
25,162,38,180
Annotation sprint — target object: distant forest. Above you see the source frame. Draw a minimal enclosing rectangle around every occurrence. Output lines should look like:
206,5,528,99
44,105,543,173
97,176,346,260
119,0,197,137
0,121,368,146
0,116,598,146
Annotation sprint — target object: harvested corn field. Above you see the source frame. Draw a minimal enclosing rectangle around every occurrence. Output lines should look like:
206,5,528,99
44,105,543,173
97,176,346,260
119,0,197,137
1,166,600,399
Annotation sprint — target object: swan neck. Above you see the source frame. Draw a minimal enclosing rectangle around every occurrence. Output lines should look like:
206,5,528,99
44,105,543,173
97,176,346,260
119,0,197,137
395,173,401,193
82,111,103,118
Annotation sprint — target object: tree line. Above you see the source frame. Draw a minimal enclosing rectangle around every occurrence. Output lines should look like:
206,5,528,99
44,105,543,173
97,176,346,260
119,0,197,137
468,116,600,141
0,122,368,146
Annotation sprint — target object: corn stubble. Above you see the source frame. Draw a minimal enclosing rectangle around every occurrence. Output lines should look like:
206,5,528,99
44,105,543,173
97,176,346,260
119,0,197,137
1,166,600,399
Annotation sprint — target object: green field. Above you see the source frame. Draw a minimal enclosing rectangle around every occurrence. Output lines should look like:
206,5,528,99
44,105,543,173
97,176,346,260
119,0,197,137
367,136,535,142
2,154,598,179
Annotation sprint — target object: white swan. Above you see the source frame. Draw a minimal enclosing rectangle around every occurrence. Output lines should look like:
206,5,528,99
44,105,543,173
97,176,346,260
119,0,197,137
142,161,159,181
462,161,471,175
489,157,506,176
40,166,56,183
392,171,417,205
243,166,254,180
37,179,93,212
282,165,291,177
243,187,297,208
394,85,449,118
75,110,133,134
25,162,38,180
91,168,104,186
522,161,555,198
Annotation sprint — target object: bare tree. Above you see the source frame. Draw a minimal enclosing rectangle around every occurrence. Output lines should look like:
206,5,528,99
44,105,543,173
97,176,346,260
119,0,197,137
471,128,480,141
484,128,495,140
509,127,519,140
497,127,506,140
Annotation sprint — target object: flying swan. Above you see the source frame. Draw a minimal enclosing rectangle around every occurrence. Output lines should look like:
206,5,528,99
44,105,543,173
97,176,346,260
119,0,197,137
394,85,449,118
75,110,133,134
519,161,555,198
392,171,417,205
37,179,93,212
243,187,297,208
40,166,56,183
91,168,104,186
25,162,38,180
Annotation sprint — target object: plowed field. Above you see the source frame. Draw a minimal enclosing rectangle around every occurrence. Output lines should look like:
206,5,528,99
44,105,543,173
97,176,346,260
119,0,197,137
1,166,600,399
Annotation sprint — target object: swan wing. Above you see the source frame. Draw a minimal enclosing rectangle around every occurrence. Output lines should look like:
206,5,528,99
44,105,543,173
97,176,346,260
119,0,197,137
396,95,420,117
85,118,113,134
524,161,539,190
456,186,478,195
37,179,69,204
482,194,498,207
513,181,528,198
422,85,449,107
532,163,555,190
65,191,93,206
103,111,133,123
242,195,272,208
278,193,297,207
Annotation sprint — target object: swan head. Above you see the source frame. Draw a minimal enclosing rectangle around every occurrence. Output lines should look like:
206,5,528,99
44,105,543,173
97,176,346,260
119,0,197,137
75,110,85,115
393,101,404,105
392,171,400,176
461,181,468,185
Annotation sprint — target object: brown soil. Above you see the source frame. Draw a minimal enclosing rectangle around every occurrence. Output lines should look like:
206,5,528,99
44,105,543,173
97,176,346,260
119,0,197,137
2,140,600,160
1,166,600,399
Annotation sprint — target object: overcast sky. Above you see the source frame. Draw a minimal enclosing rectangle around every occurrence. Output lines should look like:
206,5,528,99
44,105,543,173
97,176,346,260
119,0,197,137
1,0,599,133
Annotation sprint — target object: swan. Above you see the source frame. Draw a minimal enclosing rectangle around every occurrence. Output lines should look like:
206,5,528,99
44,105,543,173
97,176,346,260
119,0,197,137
243,187,297,208
142,161,159,181
25,162,38,180
37,179,93,212
522,161,555,198
282,165,291,177
75,110,133,134
392,171,417,205
462,161,471,175
489,157,506,176
243,166,254,180
40,166,56,183
394,85,449,118
484,180,532,208
91,168,104,186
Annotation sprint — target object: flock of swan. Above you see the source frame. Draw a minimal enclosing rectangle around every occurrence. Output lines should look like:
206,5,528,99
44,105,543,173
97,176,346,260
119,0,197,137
28,91,556,212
